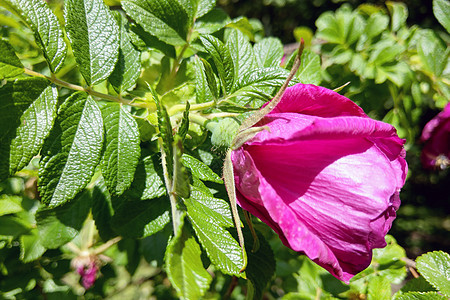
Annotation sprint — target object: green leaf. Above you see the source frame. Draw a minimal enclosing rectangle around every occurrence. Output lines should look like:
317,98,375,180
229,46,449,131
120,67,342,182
178,102,190,141
364,12,389,39
20,228,46,263
122,0,190,46
232,67,291,97
417,31,448,77
387,1,408,31
253,37,283,68
200,58,219,100
100,103,141,196
316,8,365,45
109,12,141,93
210,117,240,149
0,215,30,237
416,251,450,297
195,0,216,19
296,49,322,85
200,34,235,94
36,189,92,249
182,154,222,183
194,8,230,35
185,187,244,276
433,0,450,33
0,0,67,72
38,92,104,207
91,181,115,241
128,23,176,58
111,197,170,238
368,276,391,300
401,276,436,293
0,195,22,216
65,0,119,85
395,292,448,300
172,136,191,199
226,28,255,83
0,38,23,79
0,78,57,182
194,56,214,103
165,216,212,299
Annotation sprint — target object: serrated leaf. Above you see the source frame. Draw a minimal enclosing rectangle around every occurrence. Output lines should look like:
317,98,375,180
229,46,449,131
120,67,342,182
254,37,283,68
128,23,176,58
111,197,170,238
65,0,119,85
387,1,408,32
194,56,213,103
395,292,448,300
172,136,190,198
226,29,255,84
433,0,450,33
122,0,190,46
38,92,103,207
20,228,46,263
200,58,219,100
200,34,235,94
295,49,322,85
368,276,391,300
91,180,115,241
417,31,448,77
109,12,141,93
0,78,57,182
0,195,22,216
195,0,216,19
165,216,212,299
193,8,230,35
36,189,92,249
185,187,244,275
231,67,291,97
178,102,190,141
416,251,450,297
100,103,140,196
401,276,436,293
0,39,23,79
245,230,276,300
0,0,67,72
182,154,222,183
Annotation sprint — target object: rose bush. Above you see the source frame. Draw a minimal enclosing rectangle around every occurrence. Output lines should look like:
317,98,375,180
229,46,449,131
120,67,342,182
420,103,450,170
231,83,408,282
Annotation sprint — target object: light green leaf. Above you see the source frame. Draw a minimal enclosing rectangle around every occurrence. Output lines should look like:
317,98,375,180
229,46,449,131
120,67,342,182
365,12,389,39
395,292,448,300
401,276,436,293
316,8,365,45
36,189,92,249
368,276,391,300
296,49,322,85
416,251,450,297
38,92,104,207
122,0,189,46
65,0,119,85
185,187,244,276
100,103,141,196
193,8,230,35
0,78,57,182
194,56,214,103
226,29,255,86
0,195,23,216
182,154,222,183
200,34,235,94
369,39,405,66
0,39,23,79
417,31,448,77
387,1,408,32
20,228,46,262
433,0,450,33
0,0,67,72
111,197,170,238
0,215,30,237
109,12,141,93
253,37,283,68
232,67,291,97
195,0,216,18
165,216,212,299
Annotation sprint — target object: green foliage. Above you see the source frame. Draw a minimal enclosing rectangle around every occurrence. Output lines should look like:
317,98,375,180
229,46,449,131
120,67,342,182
0,0,448,298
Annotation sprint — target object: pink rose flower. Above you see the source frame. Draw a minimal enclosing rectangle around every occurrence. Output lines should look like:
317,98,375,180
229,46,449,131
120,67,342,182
231,84,407,282
420,103,450,169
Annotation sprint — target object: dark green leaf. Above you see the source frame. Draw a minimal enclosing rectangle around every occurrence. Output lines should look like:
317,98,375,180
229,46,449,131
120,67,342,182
91,180,116,241
0,78,57,181
395,292,448,300
125,155,166,200
200,34,235,94
109,12,141,93
253,37,283,68
172,136,190,199
182,154,222,183
200,58,219,100
185,187,244,276
0,38,23,79
128,23,176,58
416,251,450,297
65,0,119,85
0,0,67,72
401,276,436,293
178,102,190,141
111,197,170,238
20,228,46,263
100,103,141,196
38,92,103,207
165,216,212,299
0,215,30,237
433,0,450,33
36,189,92,249
122,0,190,46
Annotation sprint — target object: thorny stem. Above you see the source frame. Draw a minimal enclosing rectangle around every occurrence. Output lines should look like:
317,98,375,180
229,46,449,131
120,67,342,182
23,68,140,107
